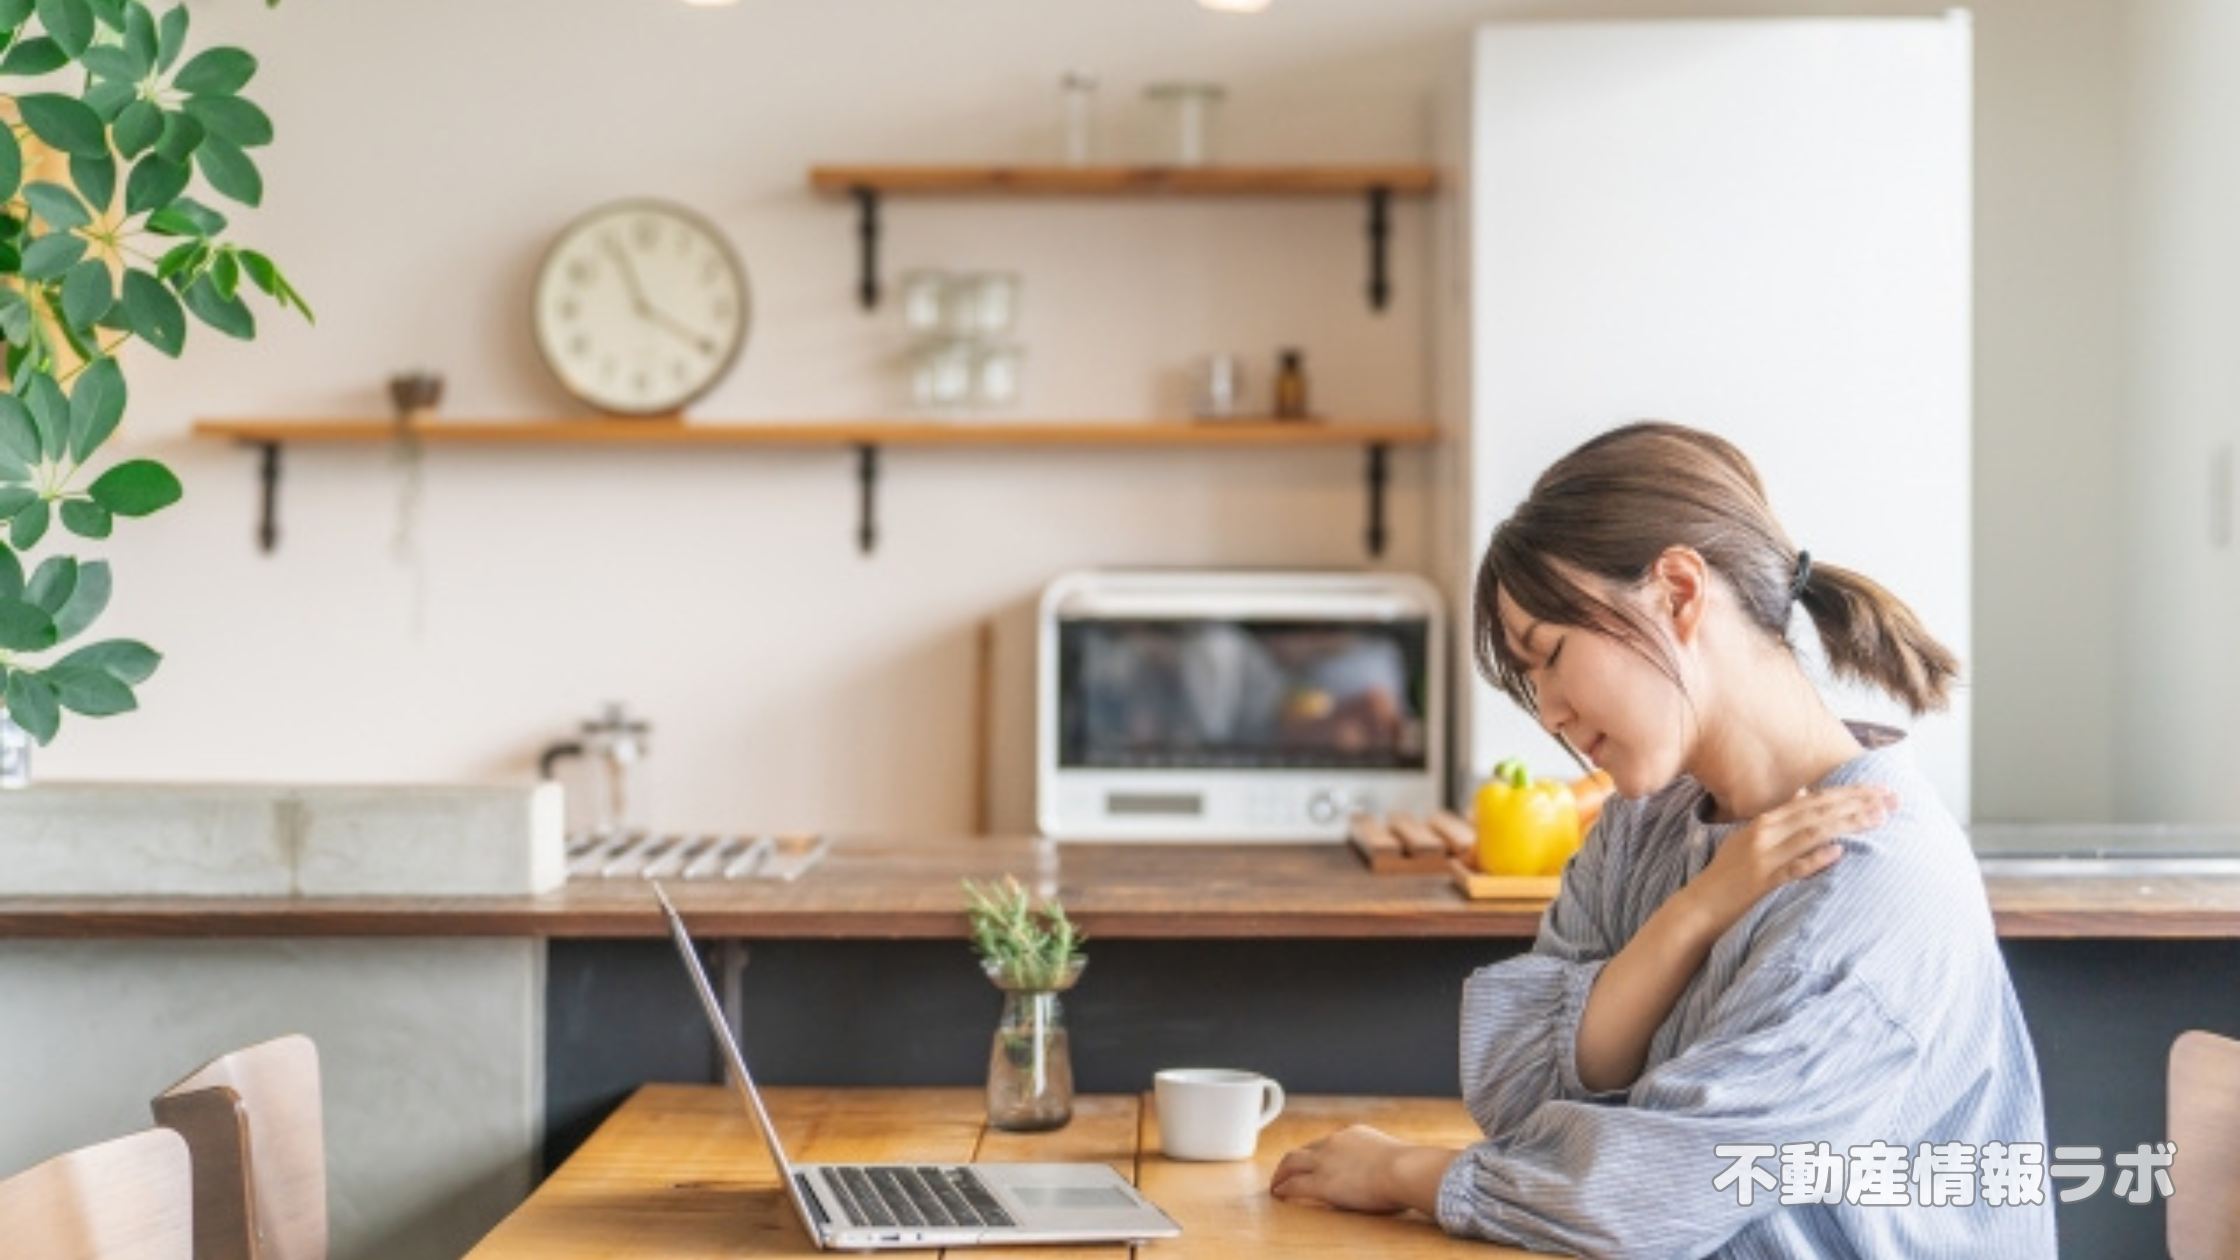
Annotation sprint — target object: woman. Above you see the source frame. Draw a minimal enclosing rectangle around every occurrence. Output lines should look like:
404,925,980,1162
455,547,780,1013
1270,423,2055,1257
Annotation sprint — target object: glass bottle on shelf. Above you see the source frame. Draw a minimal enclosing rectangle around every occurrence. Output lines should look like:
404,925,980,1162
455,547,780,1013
1272,347,1309,420
1060,70,1100,167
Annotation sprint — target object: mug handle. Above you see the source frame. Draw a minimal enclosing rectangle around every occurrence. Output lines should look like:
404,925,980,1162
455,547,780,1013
1256,1079,1286,1131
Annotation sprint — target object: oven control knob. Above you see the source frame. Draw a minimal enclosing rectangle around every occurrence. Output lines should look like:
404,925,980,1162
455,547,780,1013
1306,790,1352,825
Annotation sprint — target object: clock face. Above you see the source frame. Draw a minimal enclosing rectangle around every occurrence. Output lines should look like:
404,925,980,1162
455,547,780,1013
532,200,750,416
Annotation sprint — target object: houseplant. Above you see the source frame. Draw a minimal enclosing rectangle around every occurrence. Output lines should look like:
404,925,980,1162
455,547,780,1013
0,0,308,764
964,876,1086,1131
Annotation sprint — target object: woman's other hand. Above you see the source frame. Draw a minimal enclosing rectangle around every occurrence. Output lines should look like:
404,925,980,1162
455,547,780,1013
1269,1126,1457,1215
1681,784,1895,939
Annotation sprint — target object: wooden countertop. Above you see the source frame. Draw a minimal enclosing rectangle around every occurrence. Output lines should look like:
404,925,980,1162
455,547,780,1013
465,1083,1536,1260
2,836,2237,940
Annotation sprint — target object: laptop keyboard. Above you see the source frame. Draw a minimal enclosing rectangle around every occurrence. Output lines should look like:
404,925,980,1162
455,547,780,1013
828,1165,1017,1230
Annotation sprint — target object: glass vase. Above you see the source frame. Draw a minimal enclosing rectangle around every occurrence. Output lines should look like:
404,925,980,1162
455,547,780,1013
984,959,1083,1132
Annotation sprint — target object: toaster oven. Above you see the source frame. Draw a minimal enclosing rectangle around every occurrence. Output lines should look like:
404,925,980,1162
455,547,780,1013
1036,569,1445,841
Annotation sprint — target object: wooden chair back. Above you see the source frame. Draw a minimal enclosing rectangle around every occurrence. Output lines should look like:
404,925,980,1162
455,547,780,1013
2170,1029,2240,1260
0,1128,193,1260
151,1034,328,1260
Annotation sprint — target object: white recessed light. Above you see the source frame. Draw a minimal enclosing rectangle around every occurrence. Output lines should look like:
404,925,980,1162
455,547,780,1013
1198,0,1272,12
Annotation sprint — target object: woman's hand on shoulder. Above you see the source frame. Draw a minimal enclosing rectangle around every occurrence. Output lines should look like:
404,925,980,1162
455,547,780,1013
1678,784,1895,943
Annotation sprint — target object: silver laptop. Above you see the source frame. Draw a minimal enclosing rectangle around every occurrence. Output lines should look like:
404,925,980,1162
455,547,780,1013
654,884,1182,1251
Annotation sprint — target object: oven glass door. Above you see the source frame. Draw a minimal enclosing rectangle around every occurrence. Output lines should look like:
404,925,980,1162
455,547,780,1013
1056,618,1431,771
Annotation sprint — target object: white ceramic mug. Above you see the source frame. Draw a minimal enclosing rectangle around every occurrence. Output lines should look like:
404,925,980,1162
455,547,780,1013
1154,1068,1285,1161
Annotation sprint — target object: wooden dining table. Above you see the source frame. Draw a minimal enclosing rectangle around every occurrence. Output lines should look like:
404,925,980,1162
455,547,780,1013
460,1083,1551,1258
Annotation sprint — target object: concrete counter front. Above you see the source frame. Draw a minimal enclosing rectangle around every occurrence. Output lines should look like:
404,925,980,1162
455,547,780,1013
4,837,2239,1260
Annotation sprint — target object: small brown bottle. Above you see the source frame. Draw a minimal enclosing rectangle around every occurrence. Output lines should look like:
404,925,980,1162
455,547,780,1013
1272,348,1309,420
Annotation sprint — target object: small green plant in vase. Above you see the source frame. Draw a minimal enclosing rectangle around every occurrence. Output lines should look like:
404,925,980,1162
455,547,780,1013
963,876,1085,1132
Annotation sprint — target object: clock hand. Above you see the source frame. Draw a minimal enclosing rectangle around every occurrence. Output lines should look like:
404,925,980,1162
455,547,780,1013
600,236,657,317
641,305,720,357
601,236,718,355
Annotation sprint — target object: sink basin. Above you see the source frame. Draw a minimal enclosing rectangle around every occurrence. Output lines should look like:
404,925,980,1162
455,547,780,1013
1971,823,2240,879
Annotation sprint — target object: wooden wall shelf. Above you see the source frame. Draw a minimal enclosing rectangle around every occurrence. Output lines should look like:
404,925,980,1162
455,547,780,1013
192,417,1438,555
805,162,1440,311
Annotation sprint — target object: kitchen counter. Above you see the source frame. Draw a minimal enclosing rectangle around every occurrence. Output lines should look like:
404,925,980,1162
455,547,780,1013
3,835,2239,939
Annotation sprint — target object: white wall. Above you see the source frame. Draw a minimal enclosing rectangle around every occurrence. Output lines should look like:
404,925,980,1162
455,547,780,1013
2118,0,2240,823
30,0,2139,830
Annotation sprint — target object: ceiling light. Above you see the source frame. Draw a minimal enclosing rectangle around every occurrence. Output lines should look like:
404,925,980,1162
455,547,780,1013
1198,0,1272,12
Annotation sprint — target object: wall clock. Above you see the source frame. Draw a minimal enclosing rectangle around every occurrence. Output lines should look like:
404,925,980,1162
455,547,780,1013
532,199,750,416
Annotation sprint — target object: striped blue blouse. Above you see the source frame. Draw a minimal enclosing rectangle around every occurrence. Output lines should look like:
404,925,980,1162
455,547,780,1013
1435,728,2058,1258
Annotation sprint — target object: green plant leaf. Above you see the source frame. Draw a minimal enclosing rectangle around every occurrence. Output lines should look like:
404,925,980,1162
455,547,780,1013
87,458,180,515
82,78,136,124
153,109,203,164
59,498,111,538
23,181,90,232
120,269,185,356
23,372,67,460
0,34,67,75
181,271,252,339
123,0,154,63
20,230,88,280
6,498,47,549
66,354,125,461
173,44,254,95
17,94,106,158
0,488,34,515
114,99,163,160
40,287,100,364
50,557,107,640
154,1,183,72
24,555,75,614
0,242,20,276
154,238,202,281
153,195,224,236
0,0,35,26
0,291,29,346
80,43,141,82
47,664,135,715
53,637,158,684
0,445,30,485
193,132,260,207
0,545,20,600
181,94,273,148
245,250,312,322
125,152,189,216
60,257,113,331
0,128,21,204
211,247,238,297
68,150,116,213
34,0,94,54
83,0,121,29
0,397,36,469
5,668,60,742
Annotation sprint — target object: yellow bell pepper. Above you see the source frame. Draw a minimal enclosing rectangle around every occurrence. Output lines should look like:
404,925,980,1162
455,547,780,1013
1474,757,1582,877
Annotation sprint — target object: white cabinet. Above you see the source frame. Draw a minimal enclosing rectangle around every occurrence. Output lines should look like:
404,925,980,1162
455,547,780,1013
1434,16,1974,816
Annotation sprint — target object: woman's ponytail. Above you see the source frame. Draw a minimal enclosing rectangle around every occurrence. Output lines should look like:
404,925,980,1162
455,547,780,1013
1793,560,1958,716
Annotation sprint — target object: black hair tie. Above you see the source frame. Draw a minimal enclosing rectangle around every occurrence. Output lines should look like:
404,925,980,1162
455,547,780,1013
1788,550,1814,603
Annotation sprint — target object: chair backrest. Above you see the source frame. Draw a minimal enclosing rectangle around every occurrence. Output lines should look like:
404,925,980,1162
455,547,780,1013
0,1128,194,1260
151,1034,328,1260
2170,1029,2240,1260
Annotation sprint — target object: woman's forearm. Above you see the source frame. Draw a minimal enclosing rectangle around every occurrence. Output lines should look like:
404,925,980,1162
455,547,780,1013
1573,892,1720,1093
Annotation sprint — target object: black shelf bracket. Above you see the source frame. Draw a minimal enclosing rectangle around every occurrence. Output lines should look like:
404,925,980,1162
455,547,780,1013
255,441,282,553
1365,185,1393,312
851,186,882,309
855,443,880,553
1364,442,1390,557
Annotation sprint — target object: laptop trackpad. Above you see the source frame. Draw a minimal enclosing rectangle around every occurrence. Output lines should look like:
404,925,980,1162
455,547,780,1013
1006,1184,1140,1211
